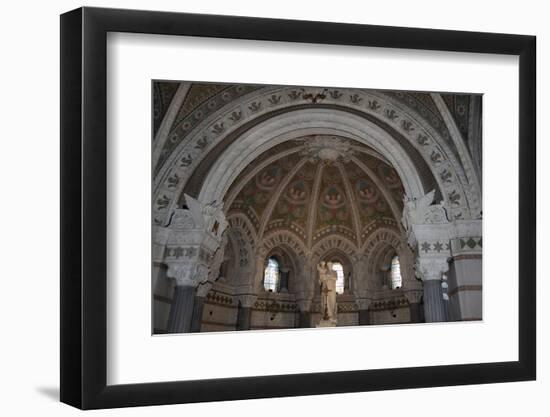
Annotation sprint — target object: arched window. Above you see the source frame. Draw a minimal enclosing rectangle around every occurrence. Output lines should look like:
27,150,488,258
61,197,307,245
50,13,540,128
390,255,402,289
332,262,345,294
263,257,280,292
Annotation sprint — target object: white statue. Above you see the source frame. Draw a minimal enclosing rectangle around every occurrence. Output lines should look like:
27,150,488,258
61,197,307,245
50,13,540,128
317,261,338,326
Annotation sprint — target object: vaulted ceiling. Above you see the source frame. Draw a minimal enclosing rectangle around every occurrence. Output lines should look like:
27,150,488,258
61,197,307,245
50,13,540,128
225,135,404,249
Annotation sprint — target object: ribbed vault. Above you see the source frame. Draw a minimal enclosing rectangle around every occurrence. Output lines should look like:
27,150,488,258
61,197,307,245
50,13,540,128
225,135,404,250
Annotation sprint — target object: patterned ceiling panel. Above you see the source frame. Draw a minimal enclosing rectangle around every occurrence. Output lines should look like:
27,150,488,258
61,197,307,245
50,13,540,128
352,151,405,212
226,138,406,248
314,163,355,242
228,151,304,232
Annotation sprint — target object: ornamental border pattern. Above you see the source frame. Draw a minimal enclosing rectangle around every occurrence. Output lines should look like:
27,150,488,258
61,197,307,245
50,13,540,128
152,86,479,227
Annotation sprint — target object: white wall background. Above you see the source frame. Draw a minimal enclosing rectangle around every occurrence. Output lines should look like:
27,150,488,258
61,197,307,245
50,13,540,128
0,0,545,415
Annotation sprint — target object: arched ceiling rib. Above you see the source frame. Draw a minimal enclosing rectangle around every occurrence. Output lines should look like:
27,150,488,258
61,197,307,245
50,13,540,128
152,82,482,228
178,103,440,204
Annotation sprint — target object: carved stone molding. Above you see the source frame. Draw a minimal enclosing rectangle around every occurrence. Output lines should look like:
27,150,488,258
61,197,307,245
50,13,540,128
299,135,356,162
449,219,483,256
152,87,478,226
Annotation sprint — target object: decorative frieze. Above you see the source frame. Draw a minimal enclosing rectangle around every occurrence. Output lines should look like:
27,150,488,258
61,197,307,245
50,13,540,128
369,297,409,311
153,86,477,226
205,291,234,306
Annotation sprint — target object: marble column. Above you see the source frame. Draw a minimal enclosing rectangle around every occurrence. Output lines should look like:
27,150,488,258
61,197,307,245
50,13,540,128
423,280,448,322
356,299,371,325
162,195,228,333
165,262,210,333
415,258,449,323
167,285,196,333
405,290,424,323
298,311,311,328
448,220,483,321
297,299,312,328
190,282,212,332
236,295,256,331
190,296,205,332
401,190,453,324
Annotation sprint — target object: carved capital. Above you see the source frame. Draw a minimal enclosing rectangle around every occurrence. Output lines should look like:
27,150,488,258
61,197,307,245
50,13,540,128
355,298,372,310
236,294,257,308
414,257,449,281
166,262,209,288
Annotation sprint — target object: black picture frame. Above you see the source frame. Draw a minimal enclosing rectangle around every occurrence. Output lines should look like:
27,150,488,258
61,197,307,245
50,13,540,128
60,6,536,410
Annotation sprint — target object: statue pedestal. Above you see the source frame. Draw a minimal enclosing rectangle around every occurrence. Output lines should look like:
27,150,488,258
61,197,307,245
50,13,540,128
316,319,337,328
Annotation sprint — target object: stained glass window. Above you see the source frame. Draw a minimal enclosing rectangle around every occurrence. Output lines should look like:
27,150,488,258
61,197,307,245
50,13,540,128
390,255,402,289
263,257,280,292
332,262,345,294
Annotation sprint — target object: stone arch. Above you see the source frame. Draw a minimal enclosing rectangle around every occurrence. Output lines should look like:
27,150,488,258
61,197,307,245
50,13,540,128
225,214,257,287
361,227,413,289
320,248,354,294
152,86,478,226
196,109,424,213
258,229,309,294
311,235,358,262
261,229,307,259
227,213,257,248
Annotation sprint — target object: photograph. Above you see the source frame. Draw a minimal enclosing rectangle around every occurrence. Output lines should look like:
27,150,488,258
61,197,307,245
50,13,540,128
151,81,483,334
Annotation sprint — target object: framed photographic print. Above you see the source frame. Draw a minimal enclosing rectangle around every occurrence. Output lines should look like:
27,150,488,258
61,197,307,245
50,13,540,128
60,6,536,410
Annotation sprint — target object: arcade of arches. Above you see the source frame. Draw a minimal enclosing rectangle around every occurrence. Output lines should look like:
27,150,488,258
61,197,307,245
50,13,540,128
152,82,483,333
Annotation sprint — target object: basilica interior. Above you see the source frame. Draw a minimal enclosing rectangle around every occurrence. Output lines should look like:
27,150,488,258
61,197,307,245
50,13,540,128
152,82,483,334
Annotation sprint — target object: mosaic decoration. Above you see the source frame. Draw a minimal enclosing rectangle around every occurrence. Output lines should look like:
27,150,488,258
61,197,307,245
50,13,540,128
225,138,406,250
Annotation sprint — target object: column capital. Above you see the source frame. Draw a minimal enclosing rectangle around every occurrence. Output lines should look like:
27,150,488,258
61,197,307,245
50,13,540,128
166,262,209,288
414,257,449,281
355,298,372,310
236,294,257,308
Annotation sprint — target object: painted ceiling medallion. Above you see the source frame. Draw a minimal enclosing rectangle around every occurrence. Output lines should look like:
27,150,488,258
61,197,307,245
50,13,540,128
299,135,356,162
